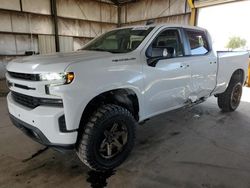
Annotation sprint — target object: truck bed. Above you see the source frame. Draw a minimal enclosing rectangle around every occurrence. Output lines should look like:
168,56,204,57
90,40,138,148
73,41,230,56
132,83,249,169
213,51,249,95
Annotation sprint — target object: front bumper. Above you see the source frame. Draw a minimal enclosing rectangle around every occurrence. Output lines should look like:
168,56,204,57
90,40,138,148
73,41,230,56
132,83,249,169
7,93,77,148
9,114,74,150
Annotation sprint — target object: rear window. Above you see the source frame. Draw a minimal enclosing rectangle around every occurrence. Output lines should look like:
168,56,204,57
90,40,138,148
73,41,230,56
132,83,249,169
185,29,209,55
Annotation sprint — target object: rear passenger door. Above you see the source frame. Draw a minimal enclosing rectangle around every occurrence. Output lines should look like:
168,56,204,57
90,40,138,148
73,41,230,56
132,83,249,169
184,29,217,99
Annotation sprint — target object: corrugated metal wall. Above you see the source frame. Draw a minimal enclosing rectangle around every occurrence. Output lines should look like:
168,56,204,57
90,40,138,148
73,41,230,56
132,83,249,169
59,36,73,52
38,35,56,54
0,0,117,56
0,0,118,78
0,0,192,78
121,0,191,26
0,0,191,56
194,0,238,8
57,0,117,40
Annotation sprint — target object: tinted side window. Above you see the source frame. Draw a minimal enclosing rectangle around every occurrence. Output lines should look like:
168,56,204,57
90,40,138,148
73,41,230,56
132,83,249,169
152,30,183,57
186,30,209,55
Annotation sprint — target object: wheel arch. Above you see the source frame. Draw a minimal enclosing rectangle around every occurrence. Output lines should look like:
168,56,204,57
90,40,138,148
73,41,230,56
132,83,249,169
217,69,244,112
230,69,245,84
76,88,140,142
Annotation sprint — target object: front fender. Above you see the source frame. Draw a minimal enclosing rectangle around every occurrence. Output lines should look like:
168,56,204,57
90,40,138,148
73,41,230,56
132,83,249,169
50,60,144,130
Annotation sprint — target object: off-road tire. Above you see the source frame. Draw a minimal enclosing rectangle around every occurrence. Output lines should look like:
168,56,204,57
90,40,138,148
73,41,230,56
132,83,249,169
217,78,243,112
76,104,136,171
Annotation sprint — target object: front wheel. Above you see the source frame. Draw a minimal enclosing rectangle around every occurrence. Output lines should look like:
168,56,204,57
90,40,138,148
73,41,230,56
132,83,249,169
217,81,243,112
76,104,136,171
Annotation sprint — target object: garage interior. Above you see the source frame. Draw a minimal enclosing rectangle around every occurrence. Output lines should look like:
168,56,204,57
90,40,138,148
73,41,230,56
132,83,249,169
0,0,250,187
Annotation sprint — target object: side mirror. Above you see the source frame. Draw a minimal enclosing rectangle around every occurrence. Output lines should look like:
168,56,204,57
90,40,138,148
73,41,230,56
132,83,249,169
146,47,175,58
146,47,175,67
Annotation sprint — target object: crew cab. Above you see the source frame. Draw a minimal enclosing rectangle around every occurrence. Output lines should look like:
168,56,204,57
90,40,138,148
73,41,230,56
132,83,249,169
6,24,249,171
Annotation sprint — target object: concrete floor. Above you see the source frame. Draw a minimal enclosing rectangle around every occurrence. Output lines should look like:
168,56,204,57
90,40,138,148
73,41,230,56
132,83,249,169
1,88,250,188
0,79,8,97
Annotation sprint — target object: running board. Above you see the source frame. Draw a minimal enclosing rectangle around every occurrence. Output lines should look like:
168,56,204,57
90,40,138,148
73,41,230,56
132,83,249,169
184,97,206,108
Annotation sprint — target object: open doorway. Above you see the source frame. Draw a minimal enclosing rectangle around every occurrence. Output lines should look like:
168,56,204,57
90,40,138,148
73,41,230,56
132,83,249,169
197,1,250,51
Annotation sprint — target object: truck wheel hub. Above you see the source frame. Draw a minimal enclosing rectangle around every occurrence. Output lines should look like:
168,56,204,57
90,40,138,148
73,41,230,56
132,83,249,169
99,122,128,159
231,83,242,109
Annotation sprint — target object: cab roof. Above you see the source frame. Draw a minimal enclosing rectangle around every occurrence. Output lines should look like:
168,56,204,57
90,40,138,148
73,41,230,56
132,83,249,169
118,24,207,32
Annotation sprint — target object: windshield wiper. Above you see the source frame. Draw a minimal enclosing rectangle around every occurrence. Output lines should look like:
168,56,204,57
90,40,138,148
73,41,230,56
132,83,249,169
91,48,107,52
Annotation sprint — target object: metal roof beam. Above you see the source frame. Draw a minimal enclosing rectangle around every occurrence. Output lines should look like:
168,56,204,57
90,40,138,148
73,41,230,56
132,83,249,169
194,0,242,8
110,0,137,5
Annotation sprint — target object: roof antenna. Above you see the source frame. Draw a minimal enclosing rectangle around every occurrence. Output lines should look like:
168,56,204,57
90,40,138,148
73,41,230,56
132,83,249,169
146,19,155,25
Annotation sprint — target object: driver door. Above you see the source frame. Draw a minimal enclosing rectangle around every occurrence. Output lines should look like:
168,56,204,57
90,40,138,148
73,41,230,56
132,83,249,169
143,28,192,117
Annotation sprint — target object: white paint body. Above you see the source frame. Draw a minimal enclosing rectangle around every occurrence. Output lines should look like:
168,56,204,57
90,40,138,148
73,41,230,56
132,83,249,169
6,25,249,145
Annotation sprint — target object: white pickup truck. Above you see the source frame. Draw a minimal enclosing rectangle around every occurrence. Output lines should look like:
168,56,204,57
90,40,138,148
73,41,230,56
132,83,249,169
6,24,249,171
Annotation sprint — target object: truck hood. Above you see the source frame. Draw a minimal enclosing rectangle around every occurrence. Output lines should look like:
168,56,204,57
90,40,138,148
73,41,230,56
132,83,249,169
6,50,115,73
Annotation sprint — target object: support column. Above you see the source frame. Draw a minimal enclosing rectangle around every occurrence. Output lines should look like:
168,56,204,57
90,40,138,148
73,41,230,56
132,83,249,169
248,61,250,87
51,0,60,52
117,5,122,27
187,0,197,26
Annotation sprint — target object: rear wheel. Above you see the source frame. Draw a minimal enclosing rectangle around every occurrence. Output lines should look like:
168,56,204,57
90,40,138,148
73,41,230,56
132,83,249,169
217,80,243,112
76,104,136,171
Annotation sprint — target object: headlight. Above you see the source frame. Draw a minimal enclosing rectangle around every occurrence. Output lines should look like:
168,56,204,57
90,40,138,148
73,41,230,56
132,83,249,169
39,72,74,84
39,72,65,81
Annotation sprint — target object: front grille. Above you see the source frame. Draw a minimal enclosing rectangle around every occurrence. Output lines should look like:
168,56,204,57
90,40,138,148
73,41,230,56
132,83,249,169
11,92,63,109
12,92,40,108
8,71,40,81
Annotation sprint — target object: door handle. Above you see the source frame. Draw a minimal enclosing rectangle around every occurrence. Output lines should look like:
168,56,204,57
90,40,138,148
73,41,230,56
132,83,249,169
210,62,217,64
180,64,190,68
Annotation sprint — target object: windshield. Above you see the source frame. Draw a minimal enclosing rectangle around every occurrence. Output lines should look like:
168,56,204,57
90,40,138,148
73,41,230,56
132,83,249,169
82,27,154,53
